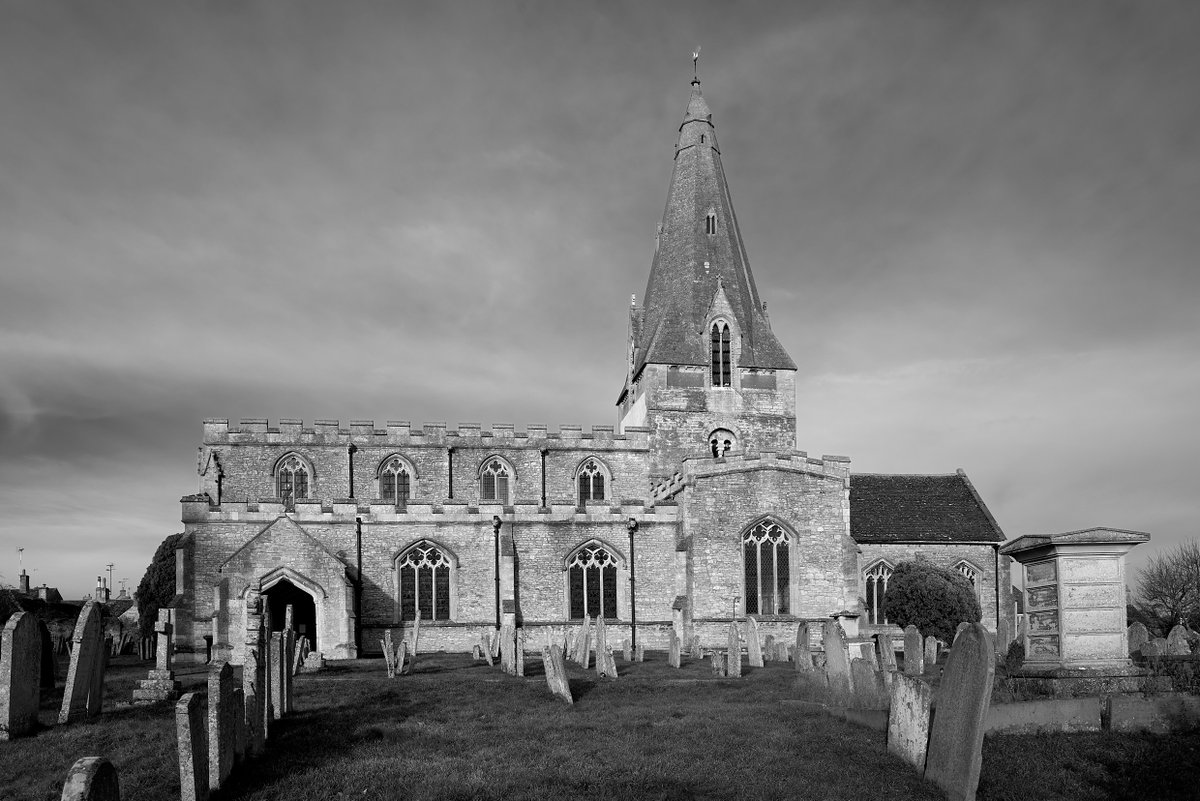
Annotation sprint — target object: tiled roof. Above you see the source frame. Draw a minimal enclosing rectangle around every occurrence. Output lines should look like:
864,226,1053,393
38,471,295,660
850,471,1004,543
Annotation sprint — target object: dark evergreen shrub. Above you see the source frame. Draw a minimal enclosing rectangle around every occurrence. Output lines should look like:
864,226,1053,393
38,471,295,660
881,561,982,643
136,533,184,638
1004,640,1025,673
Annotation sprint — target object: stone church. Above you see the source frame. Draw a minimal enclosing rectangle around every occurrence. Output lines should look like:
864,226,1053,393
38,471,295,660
176,76,1011,663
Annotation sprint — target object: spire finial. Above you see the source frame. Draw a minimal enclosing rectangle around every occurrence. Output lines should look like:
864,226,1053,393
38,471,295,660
692,46,701,83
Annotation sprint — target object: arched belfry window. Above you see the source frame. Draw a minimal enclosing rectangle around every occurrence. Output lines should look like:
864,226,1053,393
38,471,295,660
955,561,979,590
568,542,619,620
705,211,716,234
480,458,511,504
743,520,790,615
276,454,310,505
379,455,413,507
709,428,736,458
711,321,731,387
864,561,894,625
396,541,453,621
577,458,608,505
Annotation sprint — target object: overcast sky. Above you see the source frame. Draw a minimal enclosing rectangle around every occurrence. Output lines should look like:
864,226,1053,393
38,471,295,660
1,1,1197,599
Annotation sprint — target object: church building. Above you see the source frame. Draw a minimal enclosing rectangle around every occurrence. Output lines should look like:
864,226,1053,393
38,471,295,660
177,75,1011,663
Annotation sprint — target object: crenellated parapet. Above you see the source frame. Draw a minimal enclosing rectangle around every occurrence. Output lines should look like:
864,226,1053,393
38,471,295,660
649,449,851,502
202,418,649,450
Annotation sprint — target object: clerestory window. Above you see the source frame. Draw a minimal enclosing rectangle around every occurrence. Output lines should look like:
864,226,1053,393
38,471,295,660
864,562,894,625
743,520,790,615
710,321,731,387
396,541,453,621
568,542,619,620
276,454,309,505
380,456,412,507
577,458,607,505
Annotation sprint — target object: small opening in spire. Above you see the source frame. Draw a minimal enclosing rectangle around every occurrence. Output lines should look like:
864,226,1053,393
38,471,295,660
705,212,716,235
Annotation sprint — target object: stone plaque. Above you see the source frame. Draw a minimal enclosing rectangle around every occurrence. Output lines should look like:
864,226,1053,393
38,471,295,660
1062,609,1123,634
1061,557,1120,583
1028,611,1058,634
1061,632,1124,661
1026,561,1056,585
1026,586,1058,610
1027,635,1060,659
1063,584,1123,609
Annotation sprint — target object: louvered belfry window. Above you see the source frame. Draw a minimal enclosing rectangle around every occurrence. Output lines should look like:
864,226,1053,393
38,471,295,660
743,521,790,615
711,321,731,387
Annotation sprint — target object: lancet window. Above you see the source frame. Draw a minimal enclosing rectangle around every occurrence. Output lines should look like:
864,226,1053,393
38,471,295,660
743,520,790,615
711,321,731,387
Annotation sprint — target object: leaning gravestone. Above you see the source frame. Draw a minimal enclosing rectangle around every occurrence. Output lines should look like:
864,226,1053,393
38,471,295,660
887,672,933,771
60,757,120,801
747,617,764,668
176,691,209,801
1127,622,1150,656
59,601,105,724
208,662,236,792
903,625,924,676
795,623,813,671
823,621,853,698
1,612,40,740
542,645,572,704
875,633,897,673
1167,625,1192,656
726,621,742,678
924,623,995,801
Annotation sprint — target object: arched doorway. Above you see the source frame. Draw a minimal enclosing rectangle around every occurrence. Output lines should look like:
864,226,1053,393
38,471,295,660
264,578,317,651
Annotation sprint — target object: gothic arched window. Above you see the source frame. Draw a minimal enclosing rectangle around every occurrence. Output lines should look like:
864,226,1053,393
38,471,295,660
480,458,511,504
864,562,894,625
379,456,413,507
743,521,790,615
396,541,453,621
577,458,607,505
276,454,310,504
568,542,619,619
711,321,731,387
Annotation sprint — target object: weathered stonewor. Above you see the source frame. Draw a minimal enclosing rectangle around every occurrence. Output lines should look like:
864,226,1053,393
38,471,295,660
579,621,593,670
291,636,305,677
1142,638,1166,657
499,620,516,675
176,691,209,801
726,621,742,678
850,658,886,709
923,635,939,670
542,645,573,704
270,632,286,720
875,633,898,673
59,601,106,724
623,638,632,662
595,618,618,677
478,632,494,667
133,613,181,705
924,623,995,801
859,639,879,670
207,662,236,791
887,672,933,772
823,620,853,698
1126,622,1149,656
1167,624,1192,656
634,641,645,663
746,617,764,668
794,623,813,671
381,630,400,678
60,756,120,801
409,615,422,672
762,634,775,662
903,625,924,676
668,630,681,668
301,651,325,672
1,612,40,740
710,651,727,677
242,610,266,756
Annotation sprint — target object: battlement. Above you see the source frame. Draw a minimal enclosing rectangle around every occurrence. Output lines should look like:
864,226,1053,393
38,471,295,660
649,448,851,501
202,418,649,449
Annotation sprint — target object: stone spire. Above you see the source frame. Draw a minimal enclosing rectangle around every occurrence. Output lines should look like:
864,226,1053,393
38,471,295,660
628,76,796,386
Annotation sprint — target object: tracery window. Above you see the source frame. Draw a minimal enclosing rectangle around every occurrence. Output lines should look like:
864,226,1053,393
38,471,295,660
955,561,979,589
864,562,894,625
480,458,511,503
743,521,790,615
711,321,731,387
379,456,412,507
396,541,452,621
276,454,309,504
577,459,607,505
709,428,735,458
568,543,618,619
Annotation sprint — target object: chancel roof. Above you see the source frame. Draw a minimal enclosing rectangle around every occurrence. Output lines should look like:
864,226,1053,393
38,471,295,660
850,471,1005,544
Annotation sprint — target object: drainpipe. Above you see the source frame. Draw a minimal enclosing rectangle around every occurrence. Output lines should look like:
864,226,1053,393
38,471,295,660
540,449,548,507
448,447,455,499
347,443,356,498
994,545,1002,632
628,517,638,651
493,515,502,630
355,516,364,655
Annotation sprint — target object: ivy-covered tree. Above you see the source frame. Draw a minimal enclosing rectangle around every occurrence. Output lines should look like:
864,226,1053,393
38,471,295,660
882,560,982,643
136,533,184,638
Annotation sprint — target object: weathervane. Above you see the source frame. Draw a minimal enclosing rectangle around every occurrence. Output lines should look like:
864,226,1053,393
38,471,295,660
692,46,701,81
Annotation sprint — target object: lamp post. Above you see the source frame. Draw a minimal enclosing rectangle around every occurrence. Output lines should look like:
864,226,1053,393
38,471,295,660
627,517,638,651
493,515,502,631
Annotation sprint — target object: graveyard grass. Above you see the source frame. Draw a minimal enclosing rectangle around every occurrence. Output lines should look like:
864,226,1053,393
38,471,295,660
2,654,1200,800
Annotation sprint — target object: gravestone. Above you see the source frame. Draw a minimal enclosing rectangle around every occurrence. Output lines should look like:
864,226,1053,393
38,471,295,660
635,641,645,662
924,624,995,801
887,672,933,771
176,691,209,801
1127,622,1149,656
232,687,246,765
1142,638,1166,657
668,630,681,668
281,628,295,708
408,616,421,672
597,645,618,678
499,621,516,675
242,611,266,756
594,617,610,676
59,601,106,724
875,633,897,672
134,611,182,704
579,622,592,670
542,645,573,704
1,612,40,739
763,634,776,662
515,629,526,677
795,623,813,671
850,658,886,708
60,757,120,801
903,625,924,675
479,632,494,667
711,651,726,677
208,662,235,791
746,617,764,668
823,621,853,697
301,651,325,672
623,638,632,662
996,619,1011,653
270,632,286,720
1167,625,1192,656
726,621,742,678
860,640,879,670
923,635,939,669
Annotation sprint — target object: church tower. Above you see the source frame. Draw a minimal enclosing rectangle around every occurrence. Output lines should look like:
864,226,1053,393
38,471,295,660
618,75,798,483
